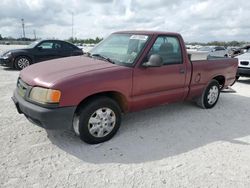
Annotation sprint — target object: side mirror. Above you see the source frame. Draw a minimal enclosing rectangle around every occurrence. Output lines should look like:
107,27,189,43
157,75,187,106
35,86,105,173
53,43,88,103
143,54,163,67
36,46,43,50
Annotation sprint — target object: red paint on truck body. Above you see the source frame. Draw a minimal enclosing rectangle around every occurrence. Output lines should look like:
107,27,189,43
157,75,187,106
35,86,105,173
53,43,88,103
20,31,238,112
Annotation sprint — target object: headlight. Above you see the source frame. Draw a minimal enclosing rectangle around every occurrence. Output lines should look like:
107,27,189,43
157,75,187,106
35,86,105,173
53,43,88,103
29,87,61,104
3,52,12,57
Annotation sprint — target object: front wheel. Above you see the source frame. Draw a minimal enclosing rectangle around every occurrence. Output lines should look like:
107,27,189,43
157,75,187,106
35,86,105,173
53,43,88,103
197,79,220,109
74,97,121,144
14,56,31,70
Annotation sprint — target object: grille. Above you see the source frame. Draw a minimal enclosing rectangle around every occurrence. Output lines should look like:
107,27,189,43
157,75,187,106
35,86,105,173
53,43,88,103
17,78,28,98
240,61,249,66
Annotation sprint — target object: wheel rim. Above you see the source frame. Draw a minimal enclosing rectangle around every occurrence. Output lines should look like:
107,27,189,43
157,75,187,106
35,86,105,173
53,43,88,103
207,86,219,105
17,58,30,69
88,107,116,138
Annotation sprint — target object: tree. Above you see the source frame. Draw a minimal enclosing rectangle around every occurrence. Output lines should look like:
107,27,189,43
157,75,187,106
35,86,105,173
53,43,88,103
67,37,103,44
0,34,2,40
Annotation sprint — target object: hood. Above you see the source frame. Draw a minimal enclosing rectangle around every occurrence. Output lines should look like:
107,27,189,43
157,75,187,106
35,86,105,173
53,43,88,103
20,56,119,87
235,52,250,60
1,48,31,56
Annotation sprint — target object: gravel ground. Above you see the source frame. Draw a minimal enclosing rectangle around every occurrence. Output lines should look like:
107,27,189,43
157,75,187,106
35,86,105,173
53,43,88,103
0,45,26,55
0,46,250,187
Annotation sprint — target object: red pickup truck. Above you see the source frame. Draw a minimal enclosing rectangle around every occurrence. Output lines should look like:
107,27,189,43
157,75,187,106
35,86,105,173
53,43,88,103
12,31,238,144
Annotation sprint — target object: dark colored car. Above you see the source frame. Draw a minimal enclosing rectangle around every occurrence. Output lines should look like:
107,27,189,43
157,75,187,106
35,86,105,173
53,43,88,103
228,47,242,58
0,40,83,70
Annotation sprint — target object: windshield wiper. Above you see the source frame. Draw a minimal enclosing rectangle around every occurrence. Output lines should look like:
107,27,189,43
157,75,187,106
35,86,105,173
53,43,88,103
91,53,115,64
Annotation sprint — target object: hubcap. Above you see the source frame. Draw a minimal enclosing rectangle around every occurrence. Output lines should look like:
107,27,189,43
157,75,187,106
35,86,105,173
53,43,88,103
88,108,116,138
207,86,219,105
17,58,30,69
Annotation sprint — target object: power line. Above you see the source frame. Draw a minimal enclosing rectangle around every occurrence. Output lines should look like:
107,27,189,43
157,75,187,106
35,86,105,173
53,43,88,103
21,18,25,39
71,12,74,40
33,30,36,40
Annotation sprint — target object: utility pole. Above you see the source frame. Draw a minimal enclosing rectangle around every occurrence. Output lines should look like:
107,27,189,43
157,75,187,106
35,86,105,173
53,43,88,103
21,18,25,39
71,12,74,41
33,30,36,40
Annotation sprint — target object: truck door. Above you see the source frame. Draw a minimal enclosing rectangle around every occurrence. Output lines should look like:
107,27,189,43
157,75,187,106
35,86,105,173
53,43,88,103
132,35,187,110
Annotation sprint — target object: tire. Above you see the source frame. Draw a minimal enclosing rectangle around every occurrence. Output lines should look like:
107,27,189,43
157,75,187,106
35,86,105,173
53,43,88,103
75,97,121,144
196,79,220,109
14,56,31,70
230,76,240,86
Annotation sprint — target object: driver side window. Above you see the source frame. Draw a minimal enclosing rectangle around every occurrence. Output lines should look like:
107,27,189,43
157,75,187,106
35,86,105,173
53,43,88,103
148,36,183,65
37,42,53,49
37,42,61,50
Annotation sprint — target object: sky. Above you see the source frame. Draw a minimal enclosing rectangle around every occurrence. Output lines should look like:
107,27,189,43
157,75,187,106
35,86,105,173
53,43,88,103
0,0,250,42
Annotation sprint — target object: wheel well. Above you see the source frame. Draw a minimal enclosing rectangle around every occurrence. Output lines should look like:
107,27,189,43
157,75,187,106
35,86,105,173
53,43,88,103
213,75,225,88
75,91,128,114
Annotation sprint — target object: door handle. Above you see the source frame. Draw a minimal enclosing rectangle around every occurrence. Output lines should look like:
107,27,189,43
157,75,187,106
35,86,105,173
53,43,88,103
179,68,185,74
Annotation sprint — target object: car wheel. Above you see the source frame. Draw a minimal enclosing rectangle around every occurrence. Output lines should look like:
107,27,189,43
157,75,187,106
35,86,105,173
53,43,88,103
230,76,240,86
14,56,31,70
74,97,121,144
197,79,220,109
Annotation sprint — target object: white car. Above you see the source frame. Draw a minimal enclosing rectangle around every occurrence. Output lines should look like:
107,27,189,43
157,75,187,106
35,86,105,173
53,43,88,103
198,46,229,57
236,49,250,78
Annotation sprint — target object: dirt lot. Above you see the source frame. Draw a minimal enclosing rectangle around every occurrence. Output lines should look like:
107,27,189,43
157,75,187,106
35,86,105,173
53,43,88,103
0,45,26,55
0,52,250,187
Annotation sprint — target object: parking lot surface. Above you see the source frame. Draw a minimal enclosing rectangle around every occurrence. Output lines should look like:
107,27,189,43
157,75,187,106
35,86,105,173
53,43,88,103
0,59,250,187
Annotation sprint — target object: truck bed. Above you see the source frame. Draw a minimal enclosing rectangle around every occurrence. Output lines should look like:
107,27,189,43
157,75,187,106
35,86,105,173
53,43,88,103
187,58,238,100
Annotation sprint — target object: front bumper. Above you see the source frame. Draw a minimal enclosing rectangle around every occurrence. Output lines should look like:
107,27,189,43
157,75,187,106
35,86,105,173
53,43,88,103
237,67,250,77
0,56,14,68
12,89,76,130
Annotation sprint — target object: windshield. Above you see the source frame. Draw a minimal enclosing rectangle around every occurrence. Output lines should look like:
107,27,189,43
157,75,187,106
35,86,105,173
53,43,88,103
27,41,40,48
198,46,212,51
89,33,150,66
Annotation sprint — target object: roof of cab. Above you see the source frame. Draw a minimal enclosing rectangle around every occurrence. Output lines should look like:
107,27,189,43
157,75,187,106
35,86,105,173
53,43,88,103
113,30,180,36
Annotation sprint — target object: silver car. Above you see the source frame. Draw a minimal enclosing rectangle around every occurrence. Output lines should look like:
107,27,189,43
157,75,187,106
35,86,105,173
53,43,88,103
198,46,229,58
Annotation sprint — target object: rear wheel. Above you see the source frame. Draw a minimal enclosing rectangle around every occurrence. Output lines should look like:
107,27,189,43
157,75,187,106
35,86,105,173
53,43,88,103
230,76,240,86
197,79,220,109
14,56,31,70
74,97,121,144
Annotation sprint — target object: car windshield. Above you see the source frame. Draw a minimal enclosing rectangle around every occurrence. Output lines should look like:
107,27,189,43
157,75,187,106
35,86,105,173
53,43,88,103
89,33,150,66
199,46,212,51
27,41,40,48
